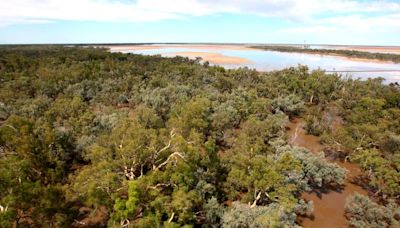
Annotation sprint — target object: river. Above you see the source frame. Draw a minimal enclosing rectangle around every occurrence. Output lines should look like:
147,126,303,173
111,44,400,84
287,118,368,228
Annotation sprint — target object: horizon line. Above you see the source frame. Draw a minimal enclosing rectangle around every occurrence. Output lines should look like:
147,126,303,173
1,42,400,48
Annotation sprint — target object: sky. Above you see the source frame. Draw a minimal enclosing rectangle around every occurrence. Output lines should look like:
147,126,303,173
0,0,399,45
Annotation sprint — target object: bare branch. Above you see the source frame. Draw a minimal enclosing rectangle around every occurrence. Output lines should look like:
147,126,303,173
151,129,176,169
147,183,171,190
0,204,9,213
4,124,17,132
250,191,262,208
155,129,176,157
139,164,144,179
74,220,85,225
168,212,175,223
124,165,135,180
121,219,130,228
155,152,186,170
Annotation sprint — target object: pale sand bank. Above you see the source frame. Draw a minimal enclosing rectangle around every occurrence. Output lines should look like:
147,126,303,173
165,51,252,65
107,44,252,52
106,44,400,65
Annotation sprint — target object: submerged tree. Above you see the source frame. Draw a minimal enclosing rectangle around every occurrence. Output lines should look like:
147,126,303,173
345,193,400,228
221,202,300,228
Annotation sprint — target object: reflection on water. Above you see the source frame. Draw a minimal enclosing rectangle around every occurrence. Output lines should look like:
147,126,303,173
126,47,400,83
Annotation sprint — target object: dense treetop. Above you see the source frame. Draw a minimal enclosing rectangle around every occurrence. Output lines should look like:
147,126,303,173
0,46,398,227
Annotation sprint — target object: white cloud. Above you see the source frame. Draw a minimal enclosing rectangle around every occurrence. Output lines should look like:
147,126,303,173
279,13,400,37
0,0,181,26
0,0,399,29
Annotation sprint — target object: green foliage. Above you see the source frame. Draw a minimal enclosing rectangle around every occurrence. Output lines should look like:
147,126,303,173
0,46,398,227
168,97,212,137
345,193,399,228
303,109,330,136
277,146,347,189
204,197,225,227
134,105,163,129
346,97,386,124
351,149,400,197
221,202,299,228
271,94,304,117
110,181,140,224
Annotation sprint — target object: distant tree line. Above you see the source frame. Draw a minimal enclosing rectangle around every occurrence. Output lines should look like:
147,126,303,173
251,45,400,63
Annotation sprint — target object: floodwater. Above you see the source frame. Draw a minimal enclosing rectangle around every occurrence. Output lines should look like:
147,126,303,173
123,45,400,83
287,118,368,228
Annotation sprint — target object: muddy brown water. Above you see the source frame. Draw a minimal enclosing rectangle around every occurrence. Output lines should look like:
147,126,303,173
287,118,368,228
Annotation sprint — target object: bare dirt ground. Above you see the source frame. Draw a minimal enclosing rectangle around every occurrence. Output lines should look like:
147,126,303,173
165,51,251,64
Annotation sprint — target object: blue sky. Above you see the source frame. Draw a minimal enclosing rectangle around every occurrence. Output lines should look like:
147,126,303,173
0,0,399,45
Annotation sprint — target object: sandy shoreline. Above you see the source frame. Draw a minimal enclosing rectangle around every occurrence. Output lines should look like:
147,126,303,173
106,44,400,54
165,51,251,65
106,44,400,65
107,44,252,52
106,45,253,65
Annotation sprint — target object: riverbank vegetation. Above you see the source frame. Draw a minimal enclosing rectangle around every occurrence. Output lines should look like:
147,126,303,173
0,46,398,227
345,193,399,227
298,72,400,200
251,45,400,63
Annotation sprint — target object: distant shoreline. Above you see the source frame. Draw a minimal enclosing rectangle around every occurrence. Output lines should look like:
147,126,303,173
250,45,400,64
2,42,400,50
107,44,254,65
167,51,252,65
2,42,400,55
106,44,253,52
105,44,400,65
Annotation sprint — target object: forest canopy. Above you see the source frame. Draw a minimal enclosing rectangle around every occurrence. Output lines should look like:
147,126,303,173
0,46,399,227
